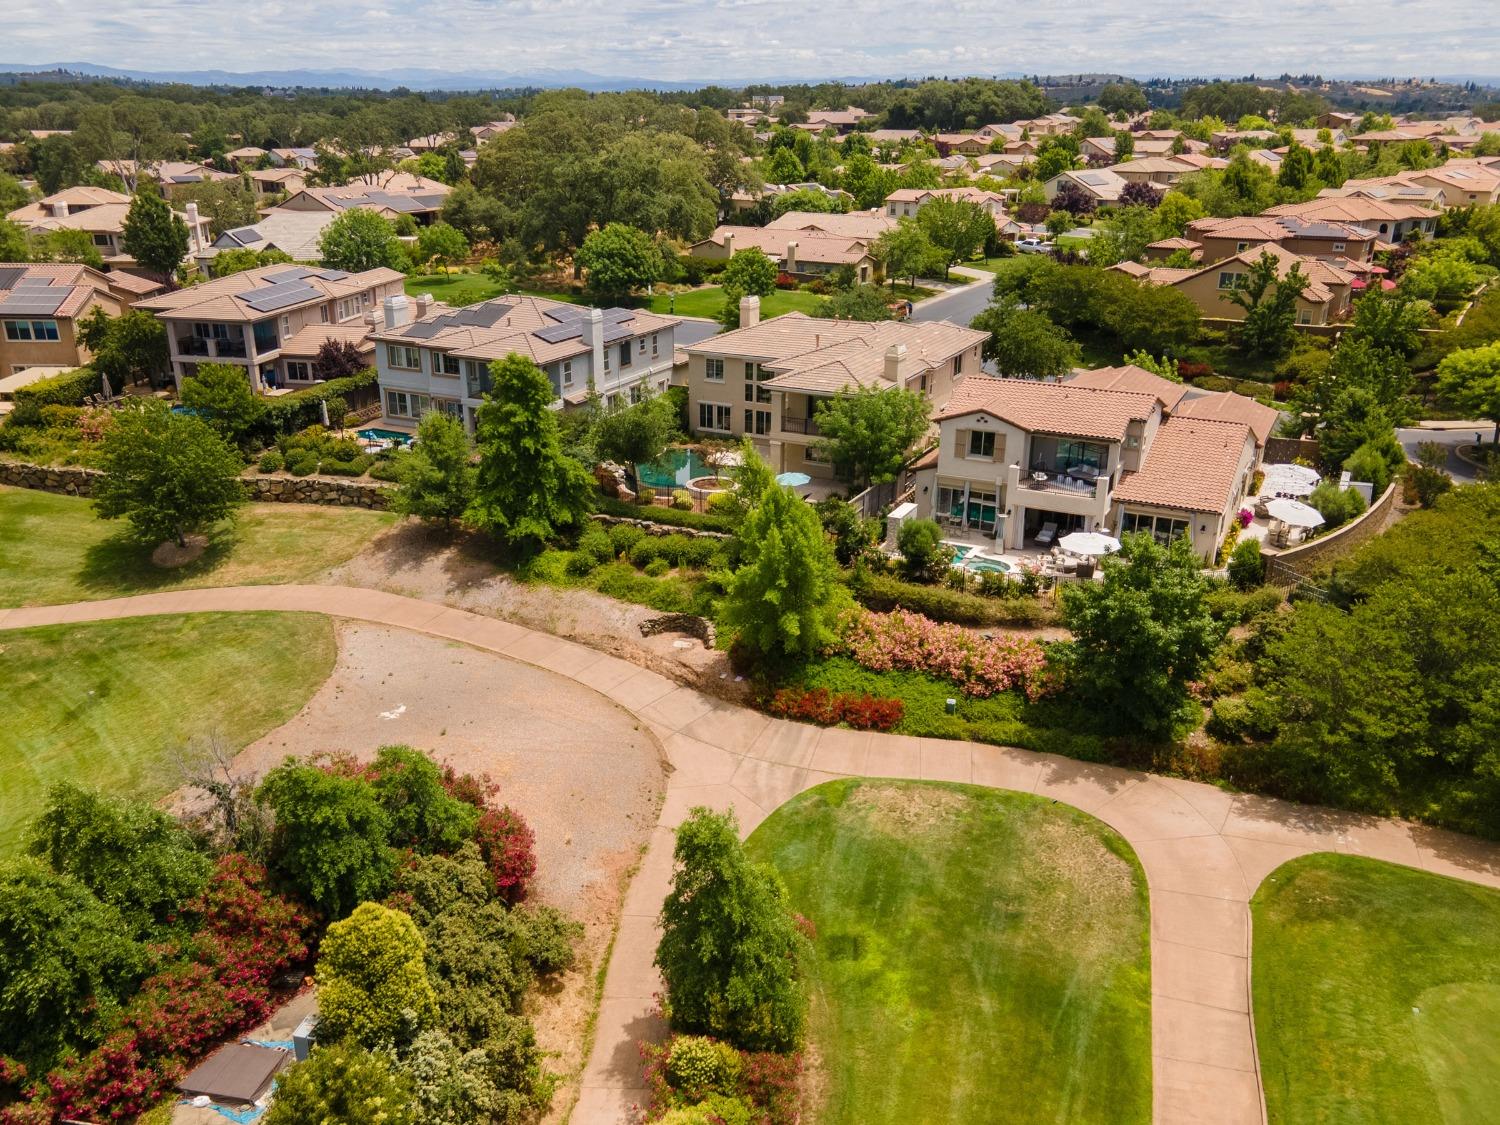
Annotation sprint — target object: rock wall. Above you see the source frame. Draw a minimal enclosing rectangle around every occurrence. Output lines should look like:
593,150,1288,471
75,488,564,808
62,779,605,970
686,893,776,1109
0,460,391,510
0,461,100,495
589,513,728,540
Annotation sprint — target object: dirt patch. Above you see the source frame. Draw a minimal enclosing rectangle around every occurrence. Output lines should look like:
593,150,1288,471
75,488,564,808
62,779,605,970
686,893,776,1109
151,534,209,568
195,621,666,1118
1025,816,1139,961
849,781,968,833
321,521,748,700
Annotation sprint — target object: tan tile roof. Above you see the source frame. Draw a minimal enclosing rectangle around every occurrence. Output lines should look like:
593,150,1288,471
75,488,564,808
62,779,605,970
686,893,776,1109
0,261,139,319
1174,390,1280,447
1266,196,1436,224
763,209,895,240
1114,417,1253,513
695,226,875,266
1068,365,1190,411
936,376,1156,441
279,323,377,358
1185,214,1377,244
7,187,132,226
137,263,404,323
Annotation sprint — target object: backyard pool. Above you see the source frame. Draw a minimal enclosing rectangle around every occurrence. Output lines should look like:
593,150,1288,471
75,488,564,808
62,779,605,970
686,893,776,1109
966,558,1012,575
357,428,414,446
636,448,714,489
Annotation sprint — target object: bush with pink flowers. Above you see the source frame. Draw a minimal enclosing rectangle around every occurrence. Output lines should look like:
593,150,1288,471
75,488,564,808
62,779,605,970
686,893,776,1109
843,608,1052,701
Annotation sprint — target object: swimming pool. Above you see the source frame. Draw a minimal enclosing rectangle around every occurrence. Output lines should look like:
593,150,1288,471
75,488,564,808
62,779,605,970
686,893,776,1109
358,428,414,445
636,448,714,489
965,558,1012,575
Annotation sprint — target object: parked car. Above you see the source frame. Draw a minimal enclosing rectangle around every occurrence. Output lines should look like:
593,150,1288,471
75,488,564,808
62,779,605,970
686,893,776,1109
1015,237,1055,254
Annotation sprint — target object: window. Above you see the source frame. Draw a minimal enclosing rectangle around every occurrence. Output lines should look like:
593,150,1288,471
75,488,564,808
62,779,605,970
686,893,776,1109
385,390,429,418
386,345,420,370
619,341,632,368
744,408,771,435
1217,271,1243,290
319,304,330,324
561,359,573,387
1235,241,1249,252
953,351,964,376
285,360,311,380
651,333,659,357
1331,242,1345,253
1121,512,1189,544
630,385,642,404
435,352,461,376
3,319,60,342
603,348,611,374
704,357,724,382
434,398,462,419
280,315,291,336
637,337,647,354
92,233,111,247
967,430,995,458
464,360,490,398
697,402,731,432
194,322,230,341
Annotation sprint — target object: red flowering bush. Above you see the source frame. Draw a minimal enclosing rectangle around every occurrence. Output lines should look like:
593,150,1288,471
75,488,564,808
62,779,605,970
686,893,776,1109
440,763,497,808
190,854,312,988
641,1033,801,1125
768,686,904,731
774,271,798,289
844,609,1052,701
475,806,537,904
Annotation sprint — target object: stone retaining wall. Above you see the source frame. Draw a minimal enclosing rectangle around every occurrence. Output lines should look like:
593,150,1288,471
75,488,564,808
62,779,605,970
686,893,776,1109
639,612,716,649
589,513,728,540
1263,436,1320,465
1264,481,1398,584
0,460,391,509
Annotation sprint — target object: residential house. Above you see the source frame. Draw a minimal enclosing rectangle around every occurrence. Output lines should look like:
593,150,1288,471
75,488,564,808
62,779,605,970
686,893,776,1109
866,128,923,145
1263,195,1437,242
471,117,517,143
97,159,236,198
932,133,989,157
884,186,1007,220
0,262,163,377
406,133,459,152
1111,244,1356,326
1182,215,1379,264
975,123,1023,144
275,172,451,226
136,263,406,391
726,107,768,127
971,152,1030,177
1210,128,1279,152
689,226,879,283
727,182,853,214
1043,169,1127,206
224,146,268,170
246,167,308,198
682,302,985,481
210,210,340,264
370,293,679,430
269,147,319,170
1079,136,1118,165
1014,114,1080,137
8,191,212,275
805,108,874,131
912,366,1262,560
1107,156,1200,187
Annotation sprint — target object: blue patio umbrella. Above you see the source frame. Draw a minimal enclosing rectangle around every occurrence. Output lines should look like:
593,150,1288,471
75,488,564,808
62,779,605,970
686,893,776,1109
776,472,812,487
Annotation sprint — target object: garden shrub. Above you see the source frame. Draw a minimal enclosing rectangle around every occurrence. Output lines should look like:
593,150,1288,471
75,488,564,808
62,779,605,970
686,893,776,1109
1206,695,1278,742
474,807,536,905
595,495,733,533
565,550,601,577
1308,480,1368,530
896,518,945,579
849,570,1054,628
628,537,662,567
767,686,904,731
1226,537,1265,590
843,608,1052,700
286,450,318,476
576,526,614,568
671,489,694,511
368,456,404,482
9,366,100,417
257,450,284,473
259,368,378,437
608,522,644,556
665,1036,743,1100
642,1035,800,1125
645,557,671,577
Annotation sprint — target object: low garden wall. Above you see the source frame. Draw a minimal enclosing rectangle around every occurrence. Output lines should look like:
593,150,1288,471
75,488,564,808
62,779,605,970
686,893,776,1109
590,513,728,540
1264,481,1398,584
0,461,391,510
1263,436,1320,465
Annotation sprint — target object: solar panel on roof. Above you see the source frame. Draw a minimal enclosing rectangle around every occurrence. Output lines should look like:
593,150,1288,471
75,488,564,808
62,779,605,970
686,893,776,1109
0,268,23,292
456,303,511,327
0,291,67,315
310,268,349,281
14,275,59,288
534,321,584,344
241,282,320,313
263,267,316,284
402,322,445,339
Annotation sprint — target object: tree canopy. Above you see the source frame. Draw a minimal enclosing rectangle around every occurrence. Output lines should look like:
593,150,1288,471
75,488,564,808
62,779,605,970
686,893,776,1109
813,385,932,486
576,222,665,303
391,412,476,531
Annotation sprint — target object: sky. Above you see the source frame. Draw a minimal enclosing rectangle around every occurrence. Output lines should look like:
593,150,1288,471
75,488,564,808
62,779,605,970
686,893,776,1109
6,0,1500,83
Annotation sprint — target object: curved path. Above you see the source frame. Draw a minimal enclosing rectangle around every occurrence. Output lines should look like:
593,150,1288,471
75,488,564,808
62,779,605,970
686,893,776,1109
8,585,1500,1125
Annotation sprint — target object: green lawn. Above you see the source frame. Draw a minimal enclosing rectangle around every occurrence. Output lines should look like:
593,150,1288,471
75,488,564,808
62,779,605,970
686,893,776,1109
959,255,1031,275
404,272,586,307
1253,853,1500,1124
0,486,395,607
1,612,335,854
745,779,1151,1124
645,286,823,319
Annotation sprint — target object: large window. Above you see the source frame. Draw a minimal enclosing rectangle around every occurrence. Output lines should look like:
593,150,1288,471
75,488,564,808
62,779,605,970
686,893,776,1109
3,319,60,342
936,484,997,532
285,360,311,381
697,401,731,432
385,389,430,419
434,351,461,376
1121,511,1189,544
1217,271,1244,290
744,408,771,435
386,345,420,370
433,398,462,419
464,360,491,398
967,430,995,458
704,357,724,382
560,359,573,387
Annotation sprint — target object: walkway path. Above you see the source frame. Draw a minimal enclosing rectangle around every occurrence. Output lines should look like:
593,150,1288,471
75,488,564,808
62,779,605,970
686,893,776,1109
8,586,1500,1125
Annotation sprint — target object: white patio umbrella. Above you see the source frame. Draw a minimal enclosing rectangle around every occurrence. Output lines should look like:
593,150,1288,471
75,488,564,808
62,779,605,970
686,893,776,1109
1058,531,1121,557
1264,497,1324,528
1260,463,1321,497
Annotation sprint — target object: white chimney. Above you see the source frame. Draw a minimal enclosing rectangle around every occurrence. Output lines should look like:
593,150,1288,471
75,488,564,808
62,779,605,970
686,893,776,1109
413,293,433,318
784,240,798,275
583,307,605,387
884,344,907,383
739,294,761,329
50,200,68,218
383,294,412,329
185,202,202,252
722,232,734,257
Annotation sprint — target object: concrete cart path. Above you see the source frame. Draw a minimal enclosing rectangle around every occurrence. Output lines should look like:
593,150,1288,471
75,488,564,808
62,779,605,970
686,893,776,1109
7,585,1500,1125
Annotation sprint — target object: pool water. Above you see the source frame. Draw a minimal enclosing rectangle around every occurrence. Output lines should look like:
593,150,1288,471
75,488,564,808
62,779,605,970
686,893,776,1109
949,544,976,562
966,559,1012,575
358,428,414,445
637,448,713,489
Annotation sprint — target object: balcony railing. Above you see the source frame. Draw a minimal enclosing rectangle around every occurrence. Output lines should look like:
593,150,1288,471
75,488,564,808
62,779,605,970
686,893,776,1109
781,415,821,436
215,340,247,359
1024,468,1105,498
177,337,210,357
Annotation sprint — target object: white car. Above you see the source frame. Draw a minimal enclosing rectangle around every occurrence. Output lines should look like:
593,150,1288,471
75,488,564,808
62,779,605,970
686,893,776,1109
1014,237,1055,254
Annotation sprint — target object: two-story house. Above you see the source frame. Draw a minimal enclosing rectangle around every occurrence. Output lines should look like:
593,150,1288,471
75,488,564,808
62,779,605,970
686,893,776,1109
0,262,163,377
276,172,451,227
136,263,406,391
912,367,1264,561
1111,244,1357,327
682,299,985,482
884,187,1007,221
369,293,679,432
1181,215,1379,264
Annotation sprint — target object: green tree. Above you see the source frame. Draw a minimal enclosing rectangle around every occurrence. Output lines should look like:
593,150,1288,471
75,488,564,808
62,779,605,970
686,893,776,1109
76,307,169,389
814,496,877,566
1034,137,1079,181
391,412,476,531
319,209,406,273
26,783,210,938
1345,287,1429,356
93,403,247,547
1098,83,1148,115
317,902,438,1049
368,745,480,853
1222,252,1308,357
30,227,105,268
1085,204,1160,267
1113,131,1135,162
470,354,595,554
1121,349,1182,381
812,385,932,487
815,284,895,321
971,300,1080,378
1277,142,1315,190
656,808,807,1052
264,1043,417,1125
720,246,778,298
871,219,939,289
1400,252,1479,304
213,246,295,276
1154,191,1206,237
765,147,805,183
720,483,850,662
1436,340,1500,442
415,221,470,273
121,189,189,282
1061,532,1223,739
576,222,664,303
0,861,147,1067
590,389,680,493
917,197,994,276
1404,442,1454,508
180,362,266,449
897,517,946,580
0,218,29,262
257,760,396,918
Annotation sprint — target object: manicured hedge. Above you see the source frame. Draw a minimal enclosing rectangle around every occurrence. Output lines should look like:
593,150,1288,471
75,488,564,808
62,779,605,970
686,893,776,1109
261,368,379,435
595,495,734,534
10,366,103,417
849,570,1055,628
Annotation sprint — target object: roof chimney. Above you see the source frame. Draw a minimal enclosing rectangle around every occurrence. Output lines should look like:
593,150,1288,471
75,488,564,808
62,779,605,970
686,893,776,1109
185,202,202,252
884,343,907,383
784,239,798,275
739,294,761,329
722,231,734,257
413,293,433,318
584,307,605,387
383,294,412,330
50,200,68,218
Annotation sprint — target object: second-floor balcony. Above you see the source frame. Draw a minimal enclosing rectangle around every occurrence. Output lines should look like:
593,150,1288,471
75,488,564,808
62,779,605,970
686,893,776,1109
780,415,822,437
1023,466,1108,501
177,336,210,357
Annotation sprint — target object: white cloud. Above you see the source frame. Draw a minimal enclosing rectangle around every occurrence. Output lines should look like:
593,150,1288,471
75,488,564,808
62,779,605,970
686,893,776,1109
5,0,1499,81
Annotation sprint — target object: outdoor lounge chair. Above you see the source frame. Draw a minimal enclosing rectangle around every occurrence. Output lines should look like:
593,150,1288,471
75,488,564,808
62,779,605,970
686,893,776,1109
1036,522,1057,546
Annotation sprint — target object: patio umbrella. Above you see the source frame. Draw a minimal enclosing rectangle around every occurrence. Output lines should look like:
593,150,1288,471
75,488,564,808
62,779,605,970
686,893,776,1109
1264,497,1324,528
1058,531,1121,557
776,472,812,487
1261,463,1320,497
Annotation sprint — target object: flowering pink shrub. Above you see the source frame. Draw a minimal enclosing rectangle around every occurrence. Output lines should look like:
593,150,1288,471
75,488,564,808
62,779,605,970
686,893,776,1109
1237,508,1253,528
768,686,904,731
475,806,537,904
844,609,1052,701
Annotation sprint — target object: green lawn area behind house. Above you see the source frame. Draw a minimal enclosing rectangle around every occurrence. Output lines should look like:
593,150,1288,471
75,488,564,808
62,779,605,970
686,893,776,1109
746,779,1152,1125
404,272,587,307
645,286,823,319
1253,853,1500,1124
0,612,335,854
0,486,395,607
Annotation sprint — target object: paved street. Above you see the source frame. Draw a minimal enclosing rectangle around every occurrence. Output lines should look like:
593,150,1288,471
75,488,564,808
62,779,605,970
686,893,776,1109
1398,423,1492,482
911,268,994,327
